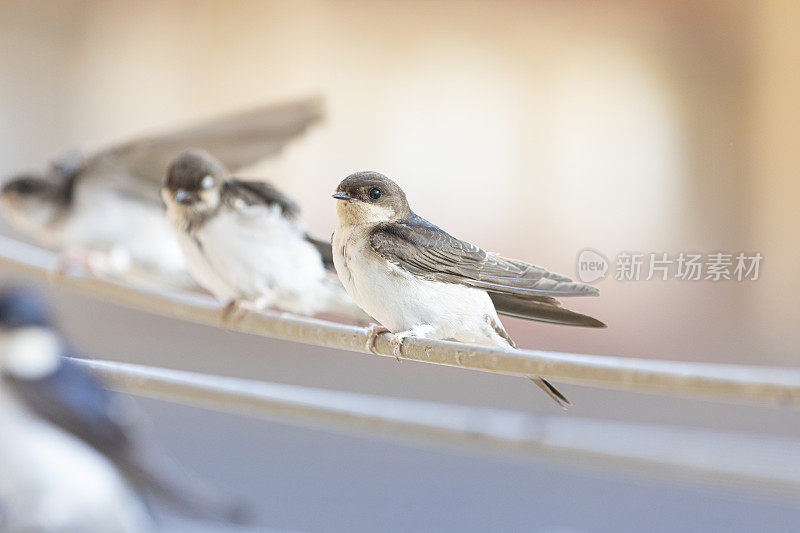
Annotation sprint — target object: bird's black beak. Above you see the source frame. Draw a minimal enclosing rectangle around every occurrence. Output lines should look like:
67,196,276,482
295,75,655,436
332,192,354,201
174,189,198,205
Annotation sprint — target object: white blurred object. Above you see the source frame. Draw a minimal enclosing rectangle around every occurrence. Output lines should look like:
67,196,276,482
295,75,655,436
0,395,153,533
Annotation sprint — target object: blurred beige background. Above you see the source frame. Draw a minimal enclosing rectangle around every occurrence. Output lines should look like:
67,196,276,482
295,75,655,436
1,2,799,531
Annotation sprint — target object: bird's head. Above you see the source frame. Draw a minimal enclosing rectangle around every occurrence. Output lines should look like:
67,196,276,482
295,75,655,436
0,287,61,379
0,172,62,236
333,172,410,226
163,149,228,213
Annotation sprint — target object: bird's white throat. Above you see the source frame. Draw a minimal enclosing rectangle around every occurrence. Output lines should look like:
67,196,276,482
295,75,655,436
1,327,61,379
336,199,396,226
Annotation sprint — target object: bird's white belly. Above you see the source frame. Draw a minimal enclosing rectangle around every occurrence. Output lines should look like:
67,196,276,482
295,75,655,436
333,224,502,344
65,189,188,276
0,410,152,533
178,206,327,312
175,229,238,301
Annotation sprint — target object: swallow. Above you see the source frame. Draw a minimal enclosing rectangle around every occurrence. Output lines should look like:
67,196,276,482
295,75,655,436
332,172,606,408
0,287,249,531
163,149,367,322
1,97,324,288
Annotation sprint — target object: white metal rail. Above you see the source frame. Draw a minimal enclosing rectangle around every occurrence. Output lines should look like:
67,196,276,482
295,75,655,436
1,235,799,407
73,358,800,497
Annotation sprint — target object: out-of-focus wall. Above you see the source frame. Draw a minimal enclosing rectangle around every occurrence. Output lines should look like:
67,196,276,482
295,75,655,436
0,0,797,365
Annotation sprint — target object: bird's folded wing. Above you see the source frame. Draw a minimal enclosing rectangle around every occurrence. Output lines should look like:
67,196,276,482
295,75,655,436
369,216,604,327
78,97,325,204
306,234,336,270
224,178,301,220
369,216,598,297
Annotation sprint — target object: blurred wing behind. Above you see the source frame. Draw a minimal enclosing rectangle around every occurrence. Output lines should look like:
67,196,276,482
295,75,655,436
78,97,325,204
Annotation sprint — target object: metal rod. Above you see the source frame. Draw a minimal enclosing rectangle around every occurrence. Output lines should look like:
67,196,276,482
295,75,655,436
1,235,799,407
73,358,800,497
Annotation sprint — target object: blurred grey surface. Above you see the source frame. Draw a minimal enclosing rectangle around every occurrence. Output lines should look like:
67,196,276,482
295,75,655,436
0,279,792,532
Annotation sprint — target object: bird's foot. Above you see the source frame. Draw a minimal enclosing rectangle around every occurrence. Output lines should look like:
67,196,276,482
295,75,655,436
48,250,95,283
389,332,414,362
238,295,272,314
219,300,247,326
364,324,391,355
48,248,132,284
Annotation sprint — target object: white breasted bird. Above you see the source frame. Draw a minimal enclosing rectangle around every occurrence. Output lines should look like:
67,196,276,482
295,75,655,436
0,288,249,531
163,149,367,322
332,172,605,408
0,97,323,288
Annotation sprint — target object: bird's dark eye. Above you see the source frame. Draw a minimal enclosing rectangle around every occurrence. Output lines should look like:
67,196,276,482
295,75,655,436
15,181,33,195
368,188,382,200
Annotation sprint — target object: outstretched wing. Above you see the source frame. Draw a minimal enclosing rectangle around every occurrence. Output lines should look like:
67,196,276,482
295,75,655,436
77,97,324,205
369,214,604,327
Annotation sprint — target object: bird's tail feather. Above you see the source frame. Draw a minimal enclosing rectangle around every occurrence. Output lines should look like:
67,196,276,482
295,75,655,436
113,438,252,525
530,377,571,409
489,292,605,328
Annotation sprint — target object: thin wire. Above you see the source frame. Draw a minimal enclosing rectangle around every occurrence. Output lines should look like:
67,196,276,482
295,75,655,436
73,358,800,497
1,235,799,407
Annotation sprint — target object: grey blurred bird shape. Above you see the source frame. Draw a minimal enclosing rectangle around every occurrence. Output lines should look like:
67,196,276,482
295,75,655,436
332,172,605,408
0,97,323,288
163,149,367,322
0,288,250,532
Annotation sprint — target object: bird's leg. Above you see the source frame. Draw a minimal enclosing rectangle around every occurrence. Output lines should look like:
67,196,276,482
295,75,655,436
48,249,95,283
49,247,134,284
364,324,391,355
388,325,437,362
238,296,271,314
103,245,133,277
218,300,246,325
389,332,412,361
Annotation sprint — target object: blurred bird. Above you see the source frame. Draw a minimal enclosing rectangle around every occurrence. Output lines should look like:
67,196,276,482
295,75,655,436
0,97,324,288
332,172,606,408
163,149,367,322
0,288,249,532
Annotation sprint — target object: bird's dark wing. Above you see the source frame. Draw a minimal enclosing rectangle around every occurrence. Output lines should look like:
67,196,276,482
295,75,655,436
4,356,131,453
76,97,324,205
306,234,335,269
6,356,250,523
223,179,301,220
488,292,605,327
369,214,605,327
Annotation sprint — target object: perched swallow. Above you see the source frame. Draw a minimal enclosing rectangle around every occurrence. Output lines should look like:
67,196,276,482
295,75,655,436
0,288,249,531
163,149,367,322
1,97,324,288
332,172,605,408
